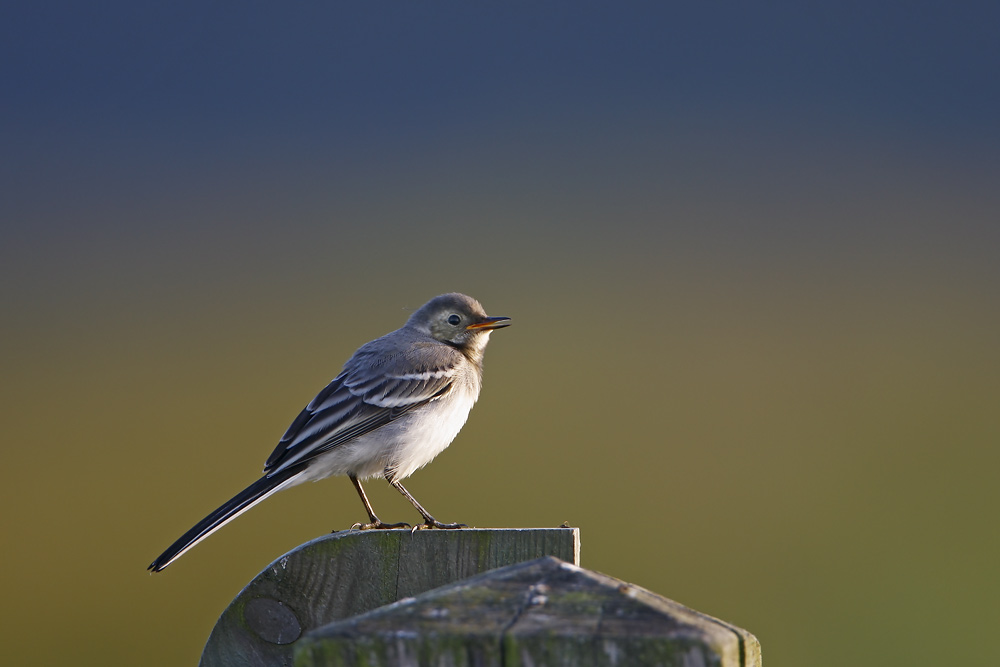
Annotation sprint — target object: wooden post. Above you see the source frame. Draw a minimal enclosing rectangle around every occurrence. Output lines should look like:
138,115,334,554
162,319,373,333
295,556,761,667
200,527,580,667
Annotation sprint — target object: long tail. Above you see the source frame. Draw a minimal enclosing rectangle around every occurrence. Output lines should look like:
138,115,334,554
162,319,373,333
148,467,304,572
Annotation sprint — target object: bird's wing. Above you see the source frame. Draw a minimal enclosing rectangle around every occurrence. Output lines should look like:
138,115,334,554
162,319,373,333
263,340,461,474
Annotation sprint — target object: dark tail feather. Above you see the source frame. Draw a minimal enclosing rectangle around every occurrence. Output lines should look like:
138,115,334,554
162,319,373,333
148,467,303,572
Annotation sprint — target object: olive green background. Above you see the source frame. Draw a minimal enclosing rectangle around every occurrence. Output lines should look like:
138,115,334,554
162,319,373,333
3,4,998,665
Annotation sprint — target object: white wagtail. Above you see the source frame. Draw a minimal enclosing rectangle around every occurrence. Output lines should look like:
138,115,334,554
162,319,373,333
148,293,510,572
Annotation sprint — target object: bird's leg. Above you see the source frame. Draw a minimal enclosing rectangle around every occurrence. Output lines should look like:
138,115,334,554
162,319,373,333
348,474,410,530
387,479,466,530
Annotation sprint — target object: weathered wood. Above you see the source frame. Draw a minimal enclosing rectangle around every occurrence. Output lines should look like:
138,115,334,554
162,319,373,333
294,556,761,667
200,528,581,667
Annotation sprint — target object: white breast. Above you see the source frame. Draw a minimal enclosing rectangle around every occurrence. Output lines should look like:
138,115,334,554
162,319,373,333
385,381,479,481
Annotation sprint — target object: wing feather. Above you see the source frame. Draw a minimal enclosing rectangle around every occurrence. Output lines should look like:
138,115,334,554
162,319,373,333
263,338,461,474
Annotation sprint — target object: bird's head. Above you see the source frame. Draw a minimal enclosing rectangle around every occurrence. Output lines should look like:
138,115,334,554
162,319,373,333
408,293,511,353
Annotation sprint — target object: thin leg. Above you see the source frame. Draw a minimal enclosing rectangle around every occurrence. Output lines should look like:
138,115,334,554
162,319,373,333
388,479,466,530
349,474,410,530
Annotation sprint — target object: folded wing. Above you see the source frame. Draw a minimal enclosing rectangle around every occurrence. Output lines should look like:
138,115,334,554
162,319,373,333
263,342,460,474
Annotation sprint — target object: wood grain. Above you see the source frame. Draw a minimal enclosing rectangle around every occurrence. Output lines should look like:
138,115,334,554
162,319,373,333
199,527,580,667
296,556,761,667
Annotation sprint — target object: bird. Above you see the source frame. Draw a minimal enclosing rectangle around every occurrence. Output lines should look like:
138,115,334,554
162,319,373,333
148,293,510,572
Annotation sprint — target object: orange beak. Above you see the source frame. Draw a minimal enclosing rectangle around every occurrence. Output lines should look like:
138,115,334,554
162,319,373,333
466,316,512,331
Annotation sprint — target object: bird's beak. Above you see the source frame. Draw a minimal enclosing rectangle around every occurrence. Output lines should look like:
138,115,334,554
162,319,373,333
466,316,511,331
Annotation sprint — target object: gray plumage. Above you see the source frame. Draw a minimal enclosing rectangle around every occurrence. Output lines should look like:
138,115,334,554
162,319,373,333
149,293,510,572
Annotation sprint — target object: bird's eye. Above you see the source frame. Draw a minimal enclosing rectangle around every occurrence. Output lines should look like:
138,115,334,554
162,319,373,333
447,314,461,326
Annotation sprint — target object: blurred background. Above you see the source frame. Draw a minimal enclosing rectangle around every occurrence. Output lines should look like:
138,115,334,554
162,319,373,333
2,3,998,665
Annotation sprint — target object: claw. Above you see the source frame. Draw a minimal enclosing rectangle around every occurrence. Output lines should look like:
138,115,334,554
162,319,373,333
352,520,411,530
413,520,467,532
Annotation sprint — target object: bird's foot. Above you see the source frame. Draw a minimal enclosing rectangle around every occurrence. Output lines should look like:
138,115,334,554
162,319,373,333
350,519,411,530
413,519,467,532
